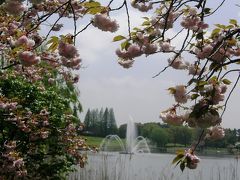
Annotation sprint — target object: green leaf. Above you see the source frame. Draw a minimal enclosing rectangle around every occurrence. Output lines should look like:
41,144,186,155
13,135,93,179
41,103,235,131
229,19,237,26
113,35,126,42
196,32,203,40
84,1,101,8
142,21,150,26
226,25,234,29
210,76,217,83
211,28,221,37
121,40,130,50
133,27,141,31
191,94,199,100
142,17,149,20
215,24,226,29
210,109,219,116
198,80,208,87
83,1,104,14
180,162,185,172
209,63,218,71
168,87,176,94
188,78,197,86
172,154,184,164
222,78,231,85
86,7,104,14
47,36,59,52
227,39,236,46
204,8,211,14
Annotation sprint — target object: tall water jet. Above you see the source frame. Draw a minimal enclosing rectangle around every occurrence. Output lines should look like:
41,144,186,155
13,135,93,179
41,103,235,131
99,116,151,153
126,116,137,153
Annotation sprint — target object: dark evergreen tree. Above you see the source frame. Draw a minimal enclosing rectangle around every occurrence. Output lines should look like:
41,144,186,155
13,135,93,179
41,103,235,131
108,108,118,135
84,109,91,131
102,108,109,136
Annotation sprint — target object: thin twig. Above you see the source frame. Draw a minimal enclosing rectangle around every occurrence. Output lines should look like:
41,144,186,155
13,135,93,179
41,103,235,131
1,62,20,70
124,1,131,39
221,73,240,117
69,1,77,45
74,21,93,37
192,129,204,152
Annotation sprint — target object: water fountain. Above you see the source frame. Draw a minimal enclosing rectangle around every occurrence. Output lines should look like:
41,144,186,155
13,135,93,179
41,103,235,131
99,117,151,153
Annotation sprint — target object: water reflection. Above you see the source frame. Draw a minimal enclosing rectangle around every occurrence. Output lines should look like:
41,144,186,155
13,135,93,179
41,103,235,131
69,152,240,180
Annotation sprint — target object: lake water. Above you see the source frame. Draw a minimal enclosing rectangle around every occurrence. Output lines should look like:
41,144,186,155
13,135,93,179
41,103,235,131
68,152,240,180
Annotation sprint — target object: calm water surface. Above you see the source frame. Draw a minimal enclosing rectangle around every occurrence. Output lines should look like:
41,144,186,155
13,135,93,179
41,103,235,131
69,152,240,180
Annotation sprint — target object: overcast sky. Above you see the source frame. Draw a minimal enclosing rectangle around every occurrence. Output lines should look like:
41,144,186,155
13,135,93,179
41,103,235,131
53,0,240,128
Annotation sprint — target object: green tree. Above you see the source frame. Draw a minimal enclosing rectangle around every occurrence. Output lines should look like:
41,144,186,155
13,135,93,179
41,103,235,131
139,122,160,137
150,127,169,147
167,126,193,147
84,109,91,131
108,108,118,135
118,124,127,138
225,129,238,145
0,70,88,179
102,108,109,136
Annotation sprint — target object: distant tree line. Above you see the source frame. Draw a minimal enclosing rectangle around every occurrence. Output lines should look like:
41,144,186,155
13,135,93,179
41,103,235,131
83,108,118,137
83,109,240,150
119,122,240,150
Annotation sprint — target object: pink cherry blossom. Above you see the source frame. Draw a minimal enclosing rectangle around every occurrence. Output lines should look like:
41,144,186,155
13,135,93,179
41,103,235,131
160,108,184,126
173,85,188,104
160,41,174,52
4,0,25,16
206,126,225,140
92,14,119,32
168,56,188,70
58,41,78,59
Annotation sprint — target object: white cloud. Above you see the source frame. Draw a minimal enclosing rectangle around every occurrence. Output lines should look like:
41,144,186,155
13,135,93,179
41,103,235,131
78,76,175,125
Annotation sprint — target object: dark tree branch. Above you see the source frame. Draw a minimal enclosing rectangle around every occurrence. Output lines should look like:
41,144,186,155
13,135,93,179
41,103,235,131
74,21,93,37
69,1,77,45
124,0,131,39
192,129,205,152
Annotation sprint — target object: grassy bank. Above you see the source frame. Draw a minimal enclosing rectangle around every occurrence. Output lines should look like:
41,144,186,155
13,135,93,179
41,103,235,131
82,135,234,156
83,136,104,147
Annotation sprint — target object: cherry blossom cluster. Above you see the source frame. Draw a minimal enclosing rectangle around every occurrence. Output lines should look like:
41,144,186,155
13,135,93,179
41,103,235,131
0,101,18,111
62,119,91,168
1,141,27,177
92,14,119,32
131,0,153,12
160,41,174,52
3,0,26,16
168,57,203,76
31,0,86,19
117,59,134,69
114,6,182,68
151,11,180,30
181,7,208,32
160,107,184,126
115,36,170,68
205,125,225,140
195,43,232,62
206,83,227,105
116,44,142,60
160,81,226,128
184,111,222,128
0,0,85,85
184,149,200,169
136,32,159,54
169,85,189,104
59,41,82,70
